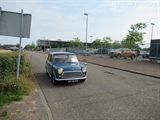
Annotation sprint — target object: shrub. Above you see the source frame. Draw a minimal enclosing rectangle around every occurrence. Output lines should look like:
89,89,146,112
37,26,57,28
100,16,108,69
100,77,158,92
0,51,35,106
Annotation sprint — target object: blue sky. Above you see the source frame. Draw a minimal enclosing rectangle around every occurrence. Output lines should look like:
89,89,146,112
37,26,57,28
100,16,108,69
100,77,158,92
0,0,159,48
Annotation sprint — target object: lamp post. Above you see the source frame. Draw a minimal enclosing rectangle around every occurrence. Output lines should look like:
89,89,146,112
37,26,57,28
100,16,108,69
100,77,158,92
90,35,92,43
151,23,155,40
43,37,46,52
84,13,88,59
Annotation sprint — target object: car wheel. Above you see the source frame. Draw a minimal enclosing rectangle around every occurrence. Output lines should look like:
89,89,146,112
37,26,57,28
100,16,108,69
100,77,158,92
116,54,121,59
80,79,86,82
131,55,135,60
52,73,57,85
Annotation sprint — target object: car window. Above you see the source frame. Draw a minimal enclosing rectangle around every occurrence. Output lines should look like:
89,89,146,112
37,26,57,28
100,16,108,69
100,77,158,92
48,54,54,62
53,54,79,63
50,55,54,62
69,55,79,63
47,54,51,61
53,55,66,63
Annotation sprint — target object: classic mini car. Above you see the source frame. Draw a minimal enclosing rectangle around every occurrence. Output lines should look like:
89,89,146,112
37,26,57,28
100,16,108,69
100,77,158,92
45,52,87,85
109,48,137,60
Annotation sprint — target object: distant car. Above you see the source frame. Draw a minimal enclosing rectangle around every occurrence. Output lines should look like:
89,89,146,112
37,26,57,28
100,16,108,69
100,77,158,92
131,49,140,56
45,52,87,85
142,51,150,58
140,50,147,56
94,48,108,54
109,48,137,60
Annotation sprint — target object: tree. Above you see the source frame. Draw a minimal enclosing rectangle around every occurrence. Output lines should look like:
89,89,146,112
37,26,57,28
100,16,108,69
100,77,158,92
102,37,112,48
112,40,122,49
24,44,32,49
91,39,102,48
67,38,84,47
31,41,36,48
24,41,37,50
122,23,147,49
50,42,59,48
16,44,20,48
16,44,23,48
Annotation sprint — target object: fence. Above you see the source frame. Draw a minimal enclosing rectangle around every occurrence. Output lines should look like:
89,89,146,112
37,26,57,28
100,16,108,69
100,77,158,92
44,42,160,60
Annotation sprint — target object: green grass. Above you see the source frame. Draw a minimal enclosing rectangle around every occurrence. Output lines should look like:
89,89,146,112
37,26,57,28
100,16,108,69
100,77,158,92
1,110,8,117
0,94,22,106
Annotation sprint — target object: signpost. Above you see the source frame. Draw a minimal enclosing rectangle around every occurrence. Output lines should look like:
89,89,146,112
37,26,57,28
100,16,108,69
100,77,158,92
0,8,32,79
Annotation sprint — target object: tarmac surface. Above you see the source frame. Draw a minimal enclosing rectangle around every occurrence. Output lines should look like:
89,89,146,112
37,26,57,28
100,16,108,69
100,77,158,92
0,54,159,120
78,55,160,78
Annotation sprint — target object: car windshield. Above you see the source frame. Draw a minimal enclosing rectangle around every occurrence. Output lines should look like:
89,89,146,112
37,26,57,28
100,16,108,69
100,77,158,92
53,54,79,64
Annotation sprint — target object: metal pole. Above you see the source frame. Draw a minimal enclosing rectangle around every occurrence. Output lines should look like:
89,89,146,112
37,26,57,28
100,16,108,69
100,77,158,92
151,23,155,40
90,36,92,43
16,9,23,79
0,7,1,18
84,13,88,60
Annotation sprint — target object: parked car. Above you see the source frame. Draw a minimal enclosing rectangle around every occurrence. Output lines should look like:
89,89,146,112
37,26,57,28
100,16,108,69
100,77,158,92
131,49,140,56
139,50,147,56
45,52,87,85
109,48,137,60
94,48,108,54
142,51,150,58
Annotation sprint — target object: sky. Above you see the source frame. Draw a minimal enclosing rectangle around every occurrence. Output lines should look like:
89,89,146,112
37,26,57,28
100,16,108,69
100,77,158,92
0,0,159,48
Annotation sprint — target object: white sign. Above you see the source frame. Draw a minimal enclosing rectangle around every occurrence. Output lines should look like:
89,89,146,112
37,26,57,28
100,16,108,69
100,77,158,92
0,10,31,38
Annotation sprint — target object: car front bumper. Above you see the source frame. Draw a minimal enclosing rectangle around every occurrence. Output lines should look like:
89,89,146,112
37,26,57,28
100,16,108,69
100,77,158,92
55,76,87,81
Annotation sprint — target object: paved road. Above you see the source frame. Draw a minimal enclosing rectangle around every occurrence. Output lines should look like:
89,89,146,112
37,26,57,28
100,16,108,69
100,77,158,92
26,51,160,120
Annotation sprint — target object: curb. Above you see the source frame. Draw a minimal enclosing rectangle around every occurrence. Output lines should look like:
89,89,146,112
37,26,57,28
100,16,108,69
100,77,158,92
32,70,53,120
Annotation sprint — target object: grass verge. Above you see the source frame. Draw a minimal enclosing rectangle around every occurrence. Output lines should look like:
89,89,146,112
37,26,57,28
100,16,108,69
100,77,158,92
0,51,35,106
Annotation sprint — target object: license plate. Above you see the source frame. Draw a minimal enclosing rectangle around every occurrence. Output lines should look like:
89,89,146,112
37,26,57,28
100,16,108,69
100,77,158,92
68,80,78,83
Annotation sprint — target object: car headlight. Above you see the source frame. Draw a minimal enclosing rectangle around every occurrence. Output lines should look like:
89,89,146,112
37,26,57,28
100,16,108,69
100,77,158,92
58,68,63,74
82,67,86,73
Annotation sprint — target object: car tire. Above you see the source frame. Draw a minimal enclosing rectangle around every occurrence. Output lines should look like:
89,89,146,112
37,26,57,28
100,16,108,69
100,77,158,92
80,79,86,82
52,73,57,85
116,54,121,59
131,55,135,60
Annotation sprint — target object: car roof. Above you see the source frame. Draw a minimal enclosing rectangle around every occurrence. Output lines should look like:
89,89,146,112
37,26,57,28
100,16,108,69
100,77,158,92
49,52,75,55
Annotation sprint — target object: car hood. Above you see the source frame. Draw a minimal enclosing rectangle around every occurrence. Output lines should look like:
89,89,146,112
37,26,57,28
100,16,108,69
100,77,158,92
54,63,83,71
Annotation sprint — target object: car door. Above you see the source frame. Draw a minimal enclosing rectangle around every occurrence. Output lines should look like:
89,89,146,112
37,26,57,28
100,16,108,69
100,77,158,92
46,54,50,73
121,49,127,57
48,54,54,76
122,49,130,57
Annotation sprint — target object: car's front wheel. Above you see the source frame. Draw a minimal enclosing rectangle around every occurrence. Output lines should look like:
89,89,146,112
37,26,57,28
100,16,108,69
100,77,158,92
52,73,57,85
116,54,121,59
131,55,135,60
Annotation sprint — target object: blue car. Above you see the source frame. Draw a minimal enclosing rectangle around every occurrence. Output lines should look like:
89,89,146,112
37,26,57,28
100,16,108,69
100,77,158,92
45,52,87,85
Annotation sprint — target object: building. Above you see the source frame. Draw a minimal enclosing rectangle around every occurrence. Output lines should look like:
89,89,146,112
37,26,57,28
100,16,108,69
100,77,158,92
37,39,91,51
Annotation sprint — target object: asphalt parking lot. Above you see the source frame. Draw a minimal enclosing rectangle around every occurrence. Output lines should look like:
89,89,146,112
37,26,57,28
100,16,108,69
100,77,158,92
77,54,160,78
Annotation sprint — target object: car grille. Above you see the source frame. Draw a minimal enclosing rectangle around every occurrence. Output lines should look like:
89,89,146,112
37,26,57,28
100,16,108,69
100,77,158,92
62,71,83,78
